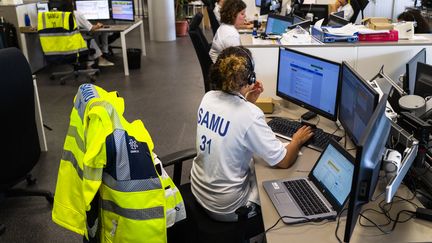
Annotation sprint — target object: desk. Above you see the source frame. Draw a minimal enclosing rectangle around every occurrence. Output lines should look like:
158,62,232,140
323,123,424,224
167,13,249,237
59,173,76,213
241,34,432,100
88,19,146,76
20,19,146,76
255,102,432,242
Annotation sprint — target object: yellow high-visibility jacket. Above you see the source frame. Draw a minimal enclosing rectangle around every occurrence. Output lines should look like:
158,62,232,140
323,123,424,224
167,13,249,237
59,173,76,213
37,11,87,56
52,84,186,242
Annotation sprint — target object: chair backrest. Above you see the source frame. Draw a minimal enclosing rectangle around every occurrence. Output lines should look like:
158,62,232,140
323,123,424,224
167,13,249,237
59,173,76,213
0,48,40,186
350,0,368,23
37,11,88,63
189,12,213,92
206,7,220,36
201,0,215,9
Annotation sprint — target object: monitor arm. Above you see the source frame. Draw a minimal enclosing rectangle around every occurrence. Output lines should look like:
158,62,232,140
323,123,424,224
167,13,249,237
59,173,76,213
370,65,408,97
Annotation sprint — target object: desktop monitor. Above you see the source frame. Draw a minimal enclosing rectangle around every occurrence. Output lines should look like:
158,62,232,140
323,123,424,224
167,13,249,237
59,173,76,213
75,0,111,20
265,14,308,34
404,48,426,95
414,62,432,98
37,2,49,13
260,0,281,16
276,47,341,121
256,0,261,7
298,4,328,24
327,13,349,27
338,61,379,145
344,94,391,243
111,0,134,21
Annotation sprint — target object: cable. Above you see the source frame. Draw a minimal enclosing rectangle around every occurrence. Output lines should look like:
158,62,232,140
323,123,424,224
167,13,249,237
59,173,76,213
264,215,312,233
334,207,347,243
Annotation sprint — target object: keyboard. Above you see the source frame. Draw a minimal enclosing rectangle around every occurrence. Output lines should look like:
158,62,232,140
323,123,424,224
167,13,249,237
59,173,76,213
283,179,330,216
267,117,342,151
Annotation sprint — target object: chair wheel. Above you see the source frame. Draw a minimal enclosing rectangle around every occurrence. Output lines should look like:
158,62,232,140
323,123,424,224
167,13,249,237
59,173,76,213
50,75,55,80
60,80,66,85
95,71,100,76
90,77,96,83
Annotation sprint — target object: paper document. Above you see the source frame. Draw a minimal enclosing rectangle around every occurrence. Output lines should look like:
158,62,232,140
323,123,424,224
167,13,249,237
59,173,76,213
323,23,358,36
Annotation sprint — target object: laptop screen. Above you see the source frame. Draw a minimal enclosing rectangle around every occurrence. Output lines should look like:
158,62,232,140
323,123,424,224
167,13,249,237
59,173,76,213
265,15,293,35
311,143,354,207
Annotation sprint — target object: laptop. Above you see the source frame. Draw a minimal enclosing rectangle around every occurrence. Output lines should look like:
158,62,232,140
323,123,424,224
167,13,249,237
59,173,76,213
263,140,354,224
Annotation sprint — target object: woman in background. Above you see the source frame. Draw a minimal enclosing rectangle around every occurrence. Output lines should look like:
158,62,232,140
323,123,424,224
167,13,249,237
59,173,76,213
397,9,431,34
209,0,253,63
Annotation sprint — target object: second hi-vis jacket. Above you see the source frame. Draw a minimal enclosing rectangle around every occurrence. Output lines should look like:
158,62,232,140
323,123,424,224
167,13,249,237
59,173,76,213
37,11,87,56
52,84,186,242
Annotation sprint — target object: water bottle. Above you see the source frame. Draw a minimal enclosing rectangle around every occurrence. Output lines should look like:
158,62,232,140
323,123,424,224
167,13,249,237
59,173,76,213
252,14,258,37
24,13,31,27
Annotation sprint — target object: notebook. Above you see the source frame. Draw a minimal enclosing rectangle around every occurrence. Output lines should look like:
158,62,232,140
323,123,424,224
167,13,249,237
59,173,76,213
263,140,354,224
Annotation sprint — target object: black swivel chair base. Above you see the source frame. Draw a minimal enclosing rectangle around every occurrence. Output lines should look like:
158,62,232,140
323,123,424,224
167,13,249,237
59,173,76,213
50,67,99,85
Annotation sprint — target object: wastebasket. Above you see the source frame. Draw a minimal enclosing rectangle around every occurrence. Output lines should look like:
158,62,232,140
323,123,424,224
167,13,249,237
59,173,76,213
127,48,141,69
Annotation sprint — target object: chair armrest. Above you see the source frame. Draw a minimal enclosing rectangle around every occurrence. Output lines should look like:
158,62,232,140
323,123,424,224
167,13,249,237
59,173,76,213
159,148,196,186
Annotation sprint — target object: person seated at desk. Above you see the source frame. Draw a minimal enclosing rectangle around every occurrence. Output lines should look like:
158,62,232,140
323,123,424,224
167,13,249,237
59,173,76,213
191,46,313,222
209,0,253,63
61,0,114,67
397,9,431,33
333,0,354,20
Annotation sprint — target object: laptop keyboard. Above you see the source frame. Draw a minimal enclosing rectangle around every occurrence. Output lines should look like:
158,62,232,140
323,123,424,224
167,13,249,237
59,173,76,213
283,179,330,216
267,117,342,151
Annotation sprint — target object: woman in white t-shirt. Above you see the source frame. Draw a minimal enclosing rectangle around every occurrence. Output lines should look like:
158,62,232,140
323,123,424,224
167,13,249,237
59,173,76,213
191,46,313,222
335,0,354,21
209,0,253,63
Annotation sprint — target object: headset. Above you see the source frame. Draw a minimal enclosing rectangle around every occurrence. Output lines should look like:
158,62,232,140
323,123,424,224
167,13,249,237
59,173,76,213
237,47,256,85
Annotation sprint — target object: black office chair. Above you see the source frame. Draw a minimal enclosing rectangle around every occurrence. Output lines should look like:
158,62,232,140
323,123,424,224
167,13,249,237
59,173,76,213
162,149,265,243
206,6,220,36
188,12,216,92
201,0,215,9
350,0,369,23
38,11,99,85
0,47,54,232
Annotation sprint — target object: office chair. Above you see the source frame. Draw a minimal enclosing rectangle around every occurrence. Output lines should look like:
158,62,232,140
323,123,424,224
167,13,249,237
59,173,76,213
0,47,54,231
207,6,220,36
162,149,265,243
38,11,99,85
350,0,369,23
188,12,215,92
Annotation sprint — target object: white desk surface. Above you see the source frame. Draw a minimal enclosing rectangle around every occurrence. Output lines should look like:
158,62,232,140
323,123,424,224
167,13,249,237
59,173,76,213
256,101,432,243
241,33,432,47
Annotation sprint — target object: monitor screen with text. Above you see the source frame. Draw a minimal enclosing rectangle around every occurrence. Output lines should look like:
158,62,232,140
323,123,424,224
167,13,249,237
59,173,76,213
75,0,110,20
276,47,341,120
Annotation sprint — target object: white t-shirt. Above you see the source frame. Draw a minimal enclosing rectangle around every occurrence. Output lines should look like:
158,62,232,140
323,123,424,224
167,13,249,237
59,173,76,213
214,3,221,23
73,11,93,31
209,24,240,63
338,4,354,21
190,91,287,215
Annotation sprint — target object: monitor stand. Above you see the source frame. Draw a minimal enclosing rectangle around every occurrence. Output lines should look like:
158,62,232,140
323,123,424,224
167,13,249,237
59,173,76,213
301,111,317,120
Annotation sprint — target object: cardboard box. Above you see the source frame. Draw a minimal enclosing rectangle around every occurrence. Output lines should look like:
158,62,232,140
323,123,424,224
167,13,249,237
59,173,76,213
361,17,393,30
255,97,274,114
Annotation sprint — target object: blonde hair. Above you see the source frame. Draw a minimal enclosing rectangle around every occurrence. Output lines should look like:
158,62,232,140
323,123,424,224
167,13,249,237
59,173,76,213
210,46,252,92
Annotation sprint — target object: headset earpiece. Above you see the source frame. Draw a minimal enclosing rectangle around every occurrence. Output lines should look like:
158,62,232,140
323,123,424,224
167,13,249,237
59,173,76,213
237,47,256,85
